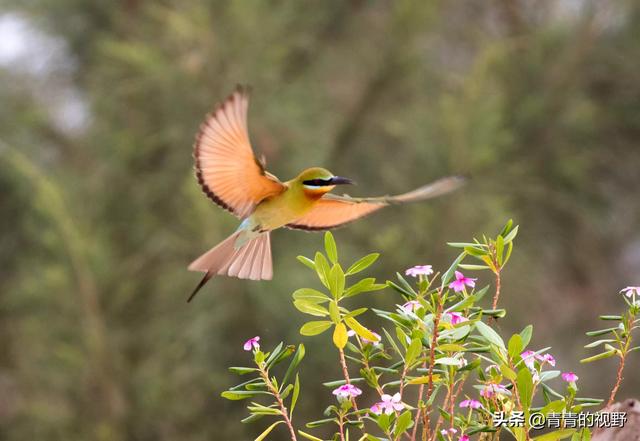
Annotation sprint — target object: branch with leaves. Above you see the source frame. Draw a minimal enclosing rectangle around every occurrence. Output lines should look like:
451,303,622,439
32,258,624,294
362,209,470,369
220,221,640,441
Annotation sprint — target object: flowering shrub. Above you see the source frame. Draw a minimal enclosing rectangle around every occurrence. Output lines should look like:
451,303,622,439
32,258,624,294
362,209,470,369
222,221,639,441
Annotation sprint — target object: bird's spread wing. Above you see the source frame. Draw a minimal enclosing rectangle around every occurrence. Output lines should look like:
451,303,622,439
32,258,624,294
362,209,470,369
194,86,286,218
286,176,465,231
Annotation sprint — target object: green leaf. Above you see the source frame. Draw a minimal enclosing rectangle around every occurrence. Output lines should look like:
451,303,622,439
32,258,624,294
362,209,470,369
504,241,514,265
394,410,413,437
520,325,533,349
508,334,523,359
395,273,417,296
333,323,348,349
314,252,330,288
448,242,488,248
580,350,616,363
344,307,368,319
265,342,284,366
298,430,323,441
407,374,441,384
294,300,329,317
254,421,284,441
329,301,340,323
438,343,466,352
269,344,296,368
500,219,514,237
282,344,305,386
346,253,379,275
344,278,385,297
517,367,533,410
305,418,335,428
435,357,463,366
540,399,566,416
296,256,316,270
221,390,266,400
585,327,617,337
441,251,467,287
297,255,316,270
405,338,422,366
482,309,507,318
300,321,333,336
344,316,378,342
446,294,477,312
500,364,517,381
599,315,623,321
496,235,505,266
293,288,330,304
465,246,488,257
324,232,338,264
228,366,257,375
291,374,300,416
475,321,506,351
328,264,345,299
458,264,490,270
248,403,281,415
503,224,519,244
583,339,615,349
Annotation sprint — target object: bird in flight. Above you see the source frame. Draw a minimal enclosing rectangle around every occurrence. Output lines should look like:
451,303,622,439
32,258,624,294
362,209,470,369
188,86,464,301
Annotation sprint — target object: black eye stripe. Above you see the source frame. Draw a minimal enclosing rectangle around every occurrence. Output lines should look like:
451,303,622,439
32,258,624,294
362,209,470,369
303,178,332,186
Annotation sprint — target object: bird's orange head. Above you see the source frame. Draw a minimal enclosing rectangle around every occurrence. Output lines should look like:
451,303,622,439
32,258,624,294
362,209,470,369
294,167,354,199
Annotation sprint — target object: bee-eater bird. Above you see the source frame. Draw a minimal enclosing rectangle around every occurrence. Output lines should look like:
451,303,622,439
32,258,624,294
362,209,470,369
187,86,464,301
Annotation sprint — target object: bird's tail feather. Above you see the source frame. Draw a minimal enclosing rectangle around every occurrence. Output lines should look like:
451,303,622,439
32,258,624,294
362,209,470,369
187,231,272,302
389,176,466,204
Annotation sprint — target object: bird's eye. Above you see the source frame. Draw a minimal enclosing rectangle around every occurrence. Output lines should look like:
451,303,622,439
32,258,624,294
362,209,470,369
303,178,332,187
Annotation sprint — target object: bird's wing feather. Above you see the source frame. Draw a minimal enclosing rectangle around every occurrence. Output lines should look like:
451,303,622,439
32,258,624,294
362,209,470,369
286,176,465,231
194,86,285,218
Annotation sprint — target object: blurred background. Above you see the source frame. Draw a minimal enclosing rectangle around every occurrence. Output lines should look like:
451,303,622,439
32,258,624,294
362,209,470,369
1,1,639,440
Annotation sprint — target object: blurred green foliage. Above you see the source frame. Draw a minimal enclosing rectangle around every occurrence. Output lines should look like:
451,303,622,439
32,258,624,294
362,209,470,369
1,1,639,440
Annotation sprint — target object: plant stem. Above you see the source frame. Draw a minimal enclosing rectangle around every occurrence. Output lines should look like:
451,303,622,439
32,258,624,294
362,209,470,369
410,359,427,441
338,348,360,413
607,311,635,407
338,413,346,441
259,365,298,441
607,341,629,407
421,296,443,441
492,270,501,310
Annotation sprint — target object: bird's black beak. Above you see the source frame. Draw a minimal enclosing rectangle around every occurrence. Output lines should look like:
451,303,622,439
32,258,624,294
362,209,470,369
330,176,355,186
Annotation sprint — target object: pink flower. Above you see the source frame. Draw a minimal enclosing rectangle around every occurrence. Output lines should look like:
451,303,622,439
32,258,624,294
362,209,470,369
405,265,433,277
370,393,405,415
243,336,260,351
536,353,556,367
402,300,421,313
621,286,640,298
521,350,536,369
449,271,477,292
446,312,468,325
441,428,458,435
480,383,509,398
460,399,482,409
459,435,470,441
522,351,556,368
562,372,579,382
333,384,362,399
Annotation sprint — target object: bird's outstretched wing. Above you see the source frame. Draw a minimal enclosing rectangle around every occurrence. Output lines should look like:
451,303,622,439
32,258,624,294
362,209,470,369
286,176,465,231
194,86,286,218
